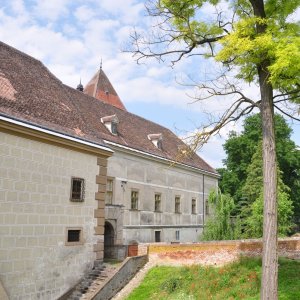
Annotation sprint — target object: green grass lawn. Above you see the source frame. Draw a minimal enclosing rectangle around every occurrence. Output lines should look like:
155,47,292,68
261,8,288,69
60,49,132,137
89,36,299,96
126,257,300,300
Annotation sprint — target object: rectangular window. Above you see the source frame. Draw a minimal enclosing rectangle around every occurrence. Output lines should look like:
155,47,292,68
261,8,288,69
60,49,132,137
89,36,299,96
65,227,83,246
70,178,85,202
192,198,196,214
154,193,161,212
175,230,180,240
106,178,113,204
155,231,161,242
175,196,181,213
205,199,210,216
131,190,139,210
111,122,118,135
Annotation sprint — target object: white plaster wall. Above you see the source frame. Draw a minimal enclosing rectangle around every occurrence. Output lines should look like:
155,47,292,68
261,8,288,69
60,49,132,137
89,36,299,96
0,132,99,300
106,150,218,244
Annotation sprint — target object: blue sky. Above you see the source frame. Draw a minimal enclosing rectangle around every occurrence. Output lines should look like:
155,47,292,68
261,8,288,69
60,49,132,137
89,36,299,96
0,0,299,168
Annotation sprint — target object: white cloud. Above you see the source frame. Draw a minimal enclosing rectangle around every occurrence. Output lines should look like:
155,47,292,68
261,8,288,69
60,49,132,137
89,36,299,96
74,5,96,22
32,0,71,22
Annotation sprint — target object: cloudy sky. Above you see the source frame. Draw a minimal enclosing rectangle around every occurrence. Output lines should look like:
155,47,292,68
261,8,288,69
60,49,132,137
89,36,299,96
0,0,299,168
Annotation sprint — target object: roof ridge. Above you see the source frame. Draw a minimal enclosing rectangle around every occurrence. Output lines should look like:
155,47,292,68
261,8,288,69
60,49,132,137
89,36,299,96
0,41,63,85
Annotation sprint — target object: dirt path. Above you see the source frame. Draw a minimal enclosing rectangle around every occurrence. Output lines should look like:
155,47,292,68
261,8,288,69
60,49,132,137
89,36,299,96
112,262,155,300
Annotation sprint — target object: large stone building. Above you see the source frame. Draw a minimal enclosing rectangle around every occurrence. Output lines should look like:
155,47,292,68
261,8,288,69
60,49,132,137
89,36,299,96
0,41,218,299
82,68,219,258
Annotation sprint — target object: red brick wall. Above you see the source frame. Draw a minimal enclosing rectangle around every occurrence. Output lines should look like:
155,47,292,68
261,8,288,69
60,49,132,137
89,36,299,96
137,238,300,266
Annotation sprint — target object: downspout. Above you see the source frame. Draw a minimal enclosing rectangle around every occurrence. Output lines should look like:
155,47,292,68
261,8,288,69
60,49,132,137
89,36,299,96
202,174,205,227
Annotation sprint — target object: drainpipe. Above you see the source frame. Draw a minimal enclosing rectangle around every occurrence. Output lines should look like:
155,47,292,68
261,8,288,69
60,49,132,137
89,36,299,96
202,174,205,227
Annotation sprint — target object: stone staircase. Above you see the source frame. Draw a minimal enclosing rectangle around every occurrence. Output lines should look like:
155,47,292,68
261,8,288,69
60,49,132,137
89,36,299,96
65,263,119,300
59,255,148,300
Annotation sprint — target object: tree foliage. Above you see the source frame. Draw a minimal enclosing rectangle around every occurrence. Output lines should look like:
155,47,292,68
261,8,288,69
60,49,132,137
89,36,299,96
129,0,300,297
218,113,300,221
201,190,242,241
241,143,294,238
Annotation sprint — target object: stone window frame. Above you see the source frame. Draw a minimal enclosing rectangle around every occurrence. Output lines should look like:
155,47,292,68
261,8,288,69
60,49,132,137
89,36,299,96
192,198,196,214
175,195,181,213
154,193,162,212
131,189,139,210
70,177,85,202
65,227,84,246
105,177,114,205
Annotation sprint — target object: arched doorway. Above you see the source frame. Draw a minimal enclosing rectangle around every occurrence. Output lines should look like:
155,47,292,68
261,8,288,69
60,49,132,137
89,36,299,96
104,221,115,259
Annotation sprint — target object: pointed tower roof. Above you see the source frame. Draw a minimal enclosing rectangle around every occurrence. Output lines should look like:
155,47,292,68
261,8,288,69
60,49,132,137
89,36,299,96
84,67,126,111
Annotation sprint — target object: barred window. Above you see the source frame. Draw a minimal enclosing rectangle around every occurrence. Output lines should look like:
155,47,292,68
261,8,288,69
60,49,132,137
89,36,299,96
154,193,161,212
131,190,139,210
70,178,85,202
66,227,83,246
175,196,181,213
192,198,196,214
175,230,180,240
106,178,113,204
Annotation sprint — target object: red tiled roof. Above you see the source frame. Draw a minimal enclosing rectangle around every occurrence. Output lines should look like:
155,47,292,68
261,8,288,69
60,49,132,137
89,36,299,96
0,41,217,175
84,68,127,111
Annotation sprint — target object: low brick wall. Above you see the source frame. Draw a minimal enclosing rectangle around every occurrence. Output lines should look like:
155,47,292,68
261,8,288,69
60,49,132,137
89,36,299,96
138,238,300,266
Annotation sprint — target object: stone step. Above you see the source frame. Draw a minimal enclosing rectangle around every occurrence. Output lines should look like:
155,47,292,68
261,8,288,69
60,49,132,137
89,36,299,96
66,263,120,300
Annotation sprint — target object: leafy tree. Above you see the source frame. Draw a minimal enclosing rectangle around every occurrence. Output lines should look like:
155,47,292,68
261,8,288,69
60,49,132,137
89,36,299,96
218,114,300,221
201,190,242,241
241,143,294,238
129,0,300,297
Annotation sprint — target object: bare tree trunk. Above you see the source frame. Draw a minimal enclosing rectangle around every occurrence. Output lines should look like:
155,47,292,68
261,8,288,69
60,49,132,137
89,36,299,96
259,63,278,299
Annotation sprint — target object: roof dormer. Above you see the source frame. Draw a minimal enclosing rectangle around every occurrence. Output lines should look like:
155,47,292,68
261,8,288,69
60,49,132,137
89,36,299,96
101,114,119,135
148,133,163,149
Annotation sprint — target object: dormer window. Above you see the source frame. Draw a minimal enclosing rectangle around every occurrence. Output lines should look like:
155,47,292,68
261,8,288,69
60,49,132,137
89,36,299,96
101,114,119,135
148,133,163,149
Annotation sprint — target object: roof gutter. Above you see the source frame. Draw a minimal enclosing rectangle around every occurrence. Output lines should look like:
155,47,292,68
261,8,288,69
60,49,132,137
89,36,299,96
0,114,113,154
104,140,220,178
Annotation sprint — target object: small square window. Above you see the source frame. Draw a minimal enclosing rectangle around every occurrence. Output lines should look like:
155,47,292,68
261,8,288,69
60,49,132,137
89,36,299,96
131,190,139,210
155,193,161,212
106,178,114,204
192,198,196,214
70,178,85,202
175,196,181,213
65,227,83,246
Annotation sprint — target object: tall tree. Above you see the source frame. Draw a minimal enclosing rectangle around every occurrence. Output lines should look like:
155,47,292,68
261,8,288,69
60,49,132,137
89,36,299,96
129,1,300,297
241,142,294,238
218,113,300,221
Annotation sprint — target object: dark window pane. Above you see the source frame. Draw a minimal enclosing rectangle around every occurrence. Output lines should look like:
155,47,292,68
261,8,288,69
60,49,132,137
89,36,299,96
67,230,81,242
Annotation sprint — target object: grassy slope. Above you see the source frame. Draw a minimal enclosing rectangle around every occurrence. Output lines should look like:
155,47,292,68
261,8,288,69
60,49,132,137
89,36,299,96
126,257,300,300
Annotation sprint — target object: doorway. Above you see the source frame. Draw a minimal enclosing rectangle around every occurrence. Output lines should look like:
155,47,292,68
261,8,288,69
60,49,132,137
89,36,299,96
104,221,115,259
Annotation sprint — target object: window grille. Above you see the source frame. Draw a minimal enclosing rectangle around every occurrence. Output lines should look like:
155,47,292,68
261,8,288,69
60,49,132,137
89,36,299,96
175,196,181,213
155,193,161,212
131,190,139,210
106,179,113,204
70,178,85,202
